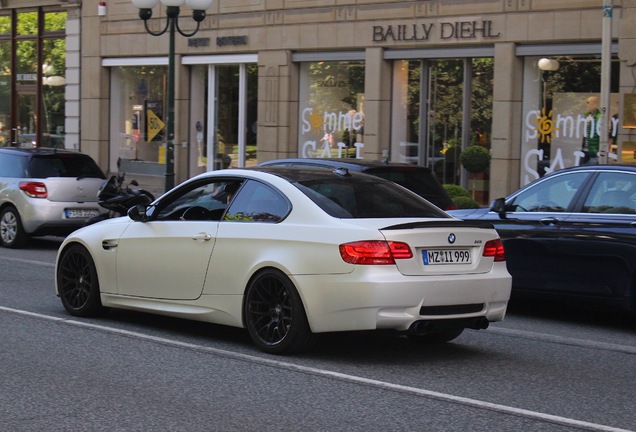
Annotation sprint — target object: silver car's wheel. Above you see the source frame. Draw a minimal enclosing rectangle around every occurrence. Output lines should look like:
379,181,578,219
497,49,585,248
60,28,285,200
244,269,316,355
0,207,27,248
57,244,104,317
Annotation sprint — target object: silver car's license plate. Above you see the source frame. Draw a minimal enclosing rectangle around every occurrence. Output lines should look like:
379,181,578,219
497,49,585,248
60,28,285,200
65,208,100,218
423,249,471,265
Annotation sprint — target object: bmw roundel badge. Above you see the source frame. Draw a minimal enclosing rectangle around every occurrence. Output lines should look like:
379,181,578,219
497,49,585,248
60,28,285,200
448,233,456,244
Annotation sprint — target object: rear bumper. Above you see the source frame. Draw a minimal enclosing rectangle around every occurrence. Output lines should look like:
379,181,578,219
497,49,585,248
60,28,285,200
292,264,511,333
16,198,104,235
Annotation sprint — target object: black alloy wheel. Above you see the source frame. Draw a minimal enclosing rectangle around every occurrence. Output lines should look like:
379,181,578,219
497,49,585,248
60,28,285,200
244,269,316,355
57,244,104,317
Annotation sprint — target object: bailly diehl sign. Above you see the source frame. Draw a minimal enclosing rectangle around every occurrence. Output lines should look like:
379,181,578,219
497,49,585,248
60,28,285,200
372,20,500,42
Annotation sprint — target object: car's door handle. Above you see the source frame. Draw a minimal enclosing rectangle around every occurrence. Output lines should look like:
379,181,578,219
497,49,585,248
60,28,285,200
539,217,559,225
102,239,118,250
192,233,212,241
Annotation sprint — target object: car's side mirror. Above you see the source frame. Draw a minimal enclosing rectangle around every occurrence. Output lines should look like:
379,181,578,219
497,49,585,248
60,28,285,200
128,204,155,222
490,198,507,219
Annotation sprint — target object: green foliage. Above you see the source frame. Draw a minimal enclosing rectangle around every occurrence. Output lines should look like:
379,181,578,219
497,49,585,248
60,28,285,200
453,196,481,209
460,145,491,173
443,184,471,198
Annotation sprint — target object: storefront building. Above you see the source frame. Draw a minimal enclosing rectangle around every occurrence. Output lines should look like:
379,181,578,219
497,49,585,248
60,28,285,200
2,0,635,202
0,1,80,151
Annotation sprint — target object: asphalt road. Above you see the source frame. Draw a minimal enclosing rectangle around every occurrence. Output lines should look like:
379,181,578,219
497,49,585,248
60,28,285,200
1,237,635,431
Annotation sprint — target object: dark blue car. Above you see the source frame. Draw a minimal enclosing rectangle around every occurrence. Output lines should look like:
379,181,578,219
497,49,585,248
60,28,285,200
449,165,636,311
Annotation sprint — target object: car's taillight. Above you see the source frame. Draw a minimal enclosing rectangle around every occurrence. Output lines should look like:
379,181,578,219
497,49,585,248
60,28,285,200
19,181,48,198
483,239,505,262
443,203,458,211
339,241,413,265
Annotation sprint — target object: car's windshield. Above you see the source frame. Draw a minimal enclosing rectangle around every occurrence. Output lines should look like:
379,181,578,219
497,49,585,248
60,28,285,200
294,175,449,219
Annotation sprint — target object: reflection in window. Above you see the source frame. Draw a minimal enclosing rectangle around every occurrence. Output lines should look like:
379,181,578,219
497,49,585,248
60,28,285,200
511,172,589,213
298,61,365,159
225,180,289,222
583,172,636,214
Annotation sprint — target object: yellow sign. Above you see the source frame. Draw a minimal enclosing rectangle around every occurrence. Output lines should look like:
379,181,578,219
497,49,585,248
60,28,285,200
147,109,165,142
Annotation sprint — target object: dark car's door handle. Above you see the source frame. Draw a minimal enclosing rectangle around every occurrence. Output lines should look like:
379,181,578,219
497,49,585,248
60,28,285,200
539,217,560,226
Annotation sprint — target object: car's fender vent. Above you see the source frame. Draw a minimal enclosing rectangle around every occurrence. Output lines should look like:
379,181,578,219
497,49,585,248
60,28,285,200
420,303,484,316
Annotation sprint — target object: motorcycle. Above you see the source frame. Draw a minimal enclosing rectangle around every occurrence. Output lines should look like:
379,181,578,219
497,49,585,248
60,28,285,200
86,173,155,225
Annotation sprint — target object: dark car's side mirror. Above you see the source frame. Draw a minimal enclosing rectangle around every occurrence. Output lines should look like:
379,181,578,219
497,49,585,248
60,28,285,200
128,204,155,222
490,198,507,219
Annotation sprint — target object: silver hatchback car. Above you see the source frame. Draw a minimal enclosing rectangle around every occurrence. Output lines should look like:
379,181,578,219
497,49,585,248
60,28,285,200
0,148,107,248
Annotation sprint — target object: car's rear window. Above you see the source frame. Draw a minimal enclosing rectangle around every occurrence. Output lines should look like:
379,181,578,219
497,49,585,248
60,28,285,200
28,154,105,179
294,175,449,219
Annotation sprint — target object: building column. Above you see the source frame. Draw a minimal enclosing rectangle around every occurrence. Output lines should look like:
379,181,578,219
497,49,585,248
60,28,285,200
364,47,391,160
490,42,523,198
257,50,295,160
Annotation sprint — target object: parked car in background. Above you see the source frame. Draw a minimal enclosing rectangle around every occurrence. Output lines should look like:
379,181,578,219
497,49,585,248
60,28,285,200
17,133,65,149
449,165,636,311
0,148,106,248
259,158,457,211
56,166,511,354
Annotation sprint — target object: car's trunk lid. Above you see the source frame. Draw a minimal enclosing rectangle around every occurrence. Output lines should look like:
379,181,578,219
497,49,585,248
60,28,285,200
379,220,500,275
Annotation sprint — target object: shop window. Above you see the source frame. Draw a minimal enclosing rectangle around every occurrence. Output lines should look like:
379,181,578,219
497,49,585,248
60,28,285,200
110,66,168,170
521,55,620,184
298,61,365,159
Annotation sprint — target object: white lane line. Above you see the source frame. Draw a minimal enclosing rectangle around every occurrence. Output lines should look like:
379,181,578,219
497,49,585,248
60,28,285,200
0,305,632,432
489,327,636,355
0,256,55,268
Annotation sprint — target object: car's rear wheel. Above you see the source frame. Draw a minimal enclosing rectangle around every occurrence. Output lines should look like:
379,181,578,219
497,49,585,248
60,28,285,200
408,328,464,344
244,269,316,354
0,206,27,248
57,244,104,317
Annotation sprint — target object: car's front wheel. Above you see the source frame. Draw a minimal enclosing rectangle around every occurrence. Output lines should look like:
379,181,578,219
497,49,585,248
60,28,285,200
244,269,316,354
57,244,104,317
0,206,27,248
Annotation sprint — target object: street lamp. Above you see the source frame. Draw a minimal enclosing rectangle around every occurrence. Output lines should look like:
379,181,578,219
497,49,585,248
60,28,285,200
131,0,213,192
537,58,559,112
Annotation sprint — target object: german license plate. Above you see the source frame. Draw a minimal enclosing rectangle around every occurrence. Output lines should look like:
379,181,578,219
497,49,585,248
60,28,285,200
423,249,471,265
65,208,100,219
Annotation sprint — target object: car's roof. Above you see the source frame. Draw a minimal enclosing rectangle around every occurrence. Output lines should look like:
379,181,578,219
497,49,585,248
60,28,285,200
260,158,434,172
0,147,83,157
543,164,636,175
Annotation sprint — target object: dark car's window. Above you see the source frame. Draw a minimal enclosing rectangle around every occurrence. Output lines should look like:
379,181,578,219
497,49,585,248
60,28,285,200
295,175,448,219
0,154,27,177
28,154,105,179
365,166,450,205
509,172,589,213
583,172,636,214
225,180,289,222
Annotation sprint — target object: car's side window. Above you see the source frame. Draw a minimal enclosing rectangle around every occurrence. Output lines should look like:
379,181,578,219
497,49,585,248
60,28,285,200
225,180,289,222
156,180,243,221
0,154,26,178
510,172,589,213
582,172,636,214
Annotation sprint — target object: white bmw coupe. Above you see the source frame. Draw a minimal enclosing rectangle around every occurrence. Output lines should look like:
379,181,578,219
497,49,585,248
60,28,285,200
56,166,511,354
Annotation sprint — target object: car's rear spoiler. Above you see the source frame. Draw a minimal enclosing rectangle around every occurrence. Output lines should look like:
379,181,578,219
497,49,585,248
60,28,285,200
382,220,495,230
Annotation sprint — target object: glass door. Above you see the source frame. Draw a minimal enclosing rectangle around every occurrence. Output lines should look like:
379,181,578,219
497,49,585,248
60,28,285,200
189,62,258,176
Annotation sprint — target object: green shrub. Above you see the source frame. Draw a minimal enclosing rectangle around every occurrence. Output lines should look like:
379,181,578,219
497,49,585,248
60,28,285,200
453,195,481,209
443,184,471,198
460,145,491,173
